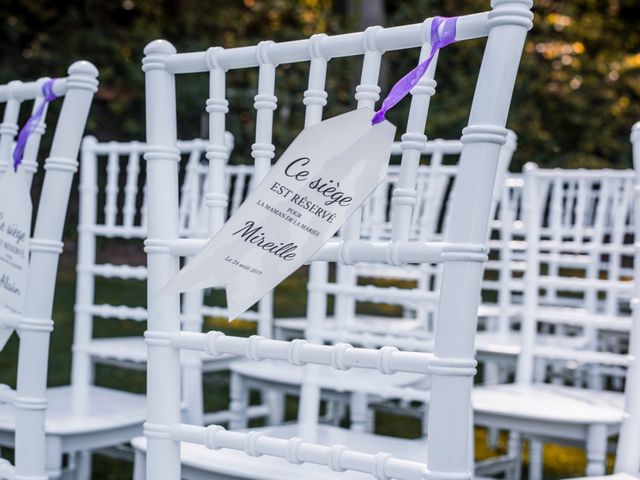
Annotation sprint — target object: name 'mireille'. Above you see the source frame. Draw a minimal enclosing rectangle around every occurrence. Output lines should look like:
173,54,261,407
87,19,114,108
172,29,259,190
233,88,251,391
232,220,298,261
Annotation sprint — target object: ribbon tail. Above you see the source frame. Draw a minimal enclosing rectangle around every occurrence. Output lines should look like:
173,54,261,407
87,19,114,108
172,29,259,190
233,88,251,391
371,16,457,125
13,79,58,172
13,113,40,171
158,252,228,296
224,276,273,321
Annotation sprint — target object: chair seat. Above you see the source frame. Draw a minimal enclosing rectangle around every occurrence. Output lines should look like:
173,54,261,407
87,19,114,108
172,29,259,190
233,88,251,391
534,305,631,332
475,331,522,356
565,474,639,480
231,359,426,392
274,315,425,338
85,336,237,370
476,304,521,319
473,384,625,424
132,424,427,480
0,385,146,436
475,330,622,362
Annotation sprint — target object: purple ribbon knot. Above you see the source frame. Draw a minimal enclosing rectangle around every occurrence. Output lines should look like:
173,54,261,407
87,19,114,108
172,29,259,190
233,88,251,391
372,16,457,125
13,78,59,172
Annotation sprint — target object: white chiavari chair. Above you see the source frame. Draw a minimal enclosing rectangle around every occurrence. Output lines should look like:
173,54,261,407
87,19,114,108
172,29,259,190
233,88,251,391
473,164,637,480
147,137,520,430
131,2,532,479
0,120,206,480
72,135,275,437
550,124,640,480
0,62,98,480
72,138,209,373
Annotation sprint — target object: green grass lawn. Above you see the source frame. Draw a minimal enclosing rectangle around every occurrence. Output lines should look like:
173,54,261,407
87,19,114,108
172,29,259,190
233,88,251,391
0,251,612,479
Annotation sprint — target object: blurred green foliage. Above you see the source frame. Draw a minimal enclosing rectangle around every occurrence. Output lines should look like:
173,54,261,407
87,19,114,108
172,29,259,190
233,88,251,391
0,0,638,171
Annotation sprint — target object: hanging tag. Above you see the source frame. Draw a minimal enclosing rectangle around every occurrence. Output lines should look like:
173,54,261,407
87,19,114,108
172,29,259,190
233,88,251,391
162,108,396,319
0,169,32,349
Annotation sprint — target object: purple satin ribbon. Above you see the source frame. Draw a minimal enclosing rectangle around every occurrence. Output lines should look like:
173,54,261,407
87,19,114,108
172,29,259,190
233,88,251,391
372,16,457,125
13,78,58,172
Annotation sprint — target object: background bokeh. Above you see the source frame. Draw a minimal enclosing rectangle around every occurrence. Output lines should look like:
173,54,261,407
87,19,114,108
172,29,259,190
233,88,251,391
0,1,638,478
2,0,639,171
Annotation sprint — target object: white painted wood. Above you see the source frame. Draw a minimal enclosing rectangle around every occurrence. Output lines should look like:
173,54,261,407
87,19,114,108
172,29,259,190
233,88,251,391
552,121,640,480
0,62,98,480
72,136,248,431
136,2,532,479
613,122,640,476
475,164,639,479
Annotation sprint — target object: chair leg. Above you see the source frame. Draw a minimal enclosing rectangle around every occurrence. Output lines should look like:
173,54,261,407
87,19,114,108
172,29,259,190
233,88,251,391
483,361,500,449
133,449,146,480
349,393,368,433
75,451,92,480
587,365,604,391
487,428,500,450
327,401,346,426
229,372,249,429
507,431,522,480
266,390,285,425
366,407,375,433
586,423,607,476
182,357,204,426
528,438,543,480
45,437,64,479
421,403,430,437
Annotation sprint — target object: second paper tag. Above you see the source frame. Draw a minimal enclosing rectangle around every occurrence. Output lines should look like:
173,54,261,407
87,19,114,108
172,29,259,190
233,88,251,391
0,169,32,350
163,108,396,319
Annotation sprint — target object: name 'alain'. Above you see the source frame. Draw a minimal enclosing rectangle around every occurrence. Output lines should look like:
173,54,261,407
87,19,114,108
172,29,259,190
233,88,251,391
232,220,298,261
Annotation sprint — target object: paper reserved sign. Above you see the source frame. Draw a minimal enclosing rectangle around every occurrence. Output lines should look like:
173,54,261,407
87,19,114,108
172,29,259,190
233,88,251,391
163,108,396,319
0,169,32,349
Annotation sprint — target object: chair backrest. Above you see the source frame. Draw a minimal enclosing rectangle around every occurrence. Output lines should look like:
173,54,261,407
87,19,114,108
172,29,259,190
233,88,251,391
72,134,273,427
72,136,254,394
516,164,636,387
142,2,532,479
482,171,526,333
346,132,518,331
612,123,640,475
72,137,213,387
0,62,98,480
362,139,462,243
